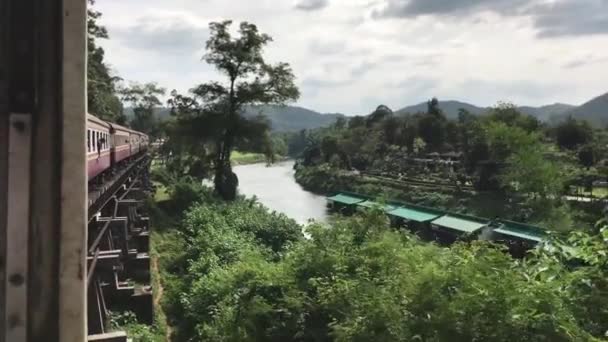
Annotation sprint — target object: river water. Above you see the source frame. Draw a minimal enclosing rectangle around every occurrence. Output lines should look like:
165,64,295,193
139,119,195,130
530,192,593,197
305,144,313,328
234,160,328,224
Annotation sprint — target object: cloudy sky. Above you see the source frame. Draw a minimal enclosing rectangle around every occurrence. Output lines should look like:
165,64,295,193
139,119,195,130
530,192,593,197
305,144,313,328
97,0,608,115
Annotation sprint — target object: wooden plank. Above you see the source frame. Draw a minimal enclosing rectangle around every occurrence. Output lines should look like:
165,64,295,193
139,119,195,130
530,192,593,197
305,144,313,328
59,0,87,340
5,113,31,342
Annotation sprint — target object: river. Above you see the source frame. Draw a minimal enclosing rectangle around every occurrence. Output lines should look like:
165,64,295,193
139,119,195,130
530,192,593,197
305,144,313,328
234,160,328,224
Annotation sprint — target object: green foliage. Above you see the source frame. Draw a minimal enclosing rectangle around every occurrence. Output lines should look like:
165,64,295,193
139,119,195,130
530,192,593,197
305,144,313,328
167,20,300,200
158,195,606,341
120,82,166,136
109,311,163,342
87,0,124,122
555,117,594,150
502,146,564,198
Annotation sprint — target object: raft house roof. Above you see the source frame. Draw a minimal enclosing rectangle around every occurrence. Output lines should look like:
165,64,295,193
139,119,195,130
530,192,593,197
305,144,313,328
430,212,489,234
493,220,546,243
326,192,548,242
387,204,444,223
327,193,366,206
356,200,397,212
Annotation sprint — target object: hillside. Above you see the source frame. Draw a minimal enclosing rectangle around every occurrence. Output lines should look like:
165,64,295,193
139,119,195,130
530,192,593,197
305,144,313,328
395,101,574,121
124,105,343,132
519,103,575,122
395,101,485,118
553,93,608,127
242,105,343,131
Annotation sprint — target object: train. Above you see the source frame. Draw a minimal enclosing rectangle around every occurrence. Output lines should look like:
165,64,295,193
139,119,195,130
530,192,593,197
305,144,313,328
87,113,149,182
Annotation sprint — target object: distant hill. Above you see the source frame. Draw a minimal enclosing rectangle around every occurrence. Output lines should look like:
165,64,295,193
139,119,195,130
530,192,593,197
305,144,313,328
242,105,343,131
395,101,485,118
518,103,575,122
124,105,343,132
552,92,608,127
123,91,608,130
395,101,574,121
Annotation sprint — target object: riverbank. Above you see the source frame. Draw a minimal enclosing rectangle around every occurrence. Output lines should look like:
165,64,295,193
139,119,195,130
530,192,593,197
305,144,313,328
143,172,608,341
293,163,530,222
231,151,290,165
231,151,267,165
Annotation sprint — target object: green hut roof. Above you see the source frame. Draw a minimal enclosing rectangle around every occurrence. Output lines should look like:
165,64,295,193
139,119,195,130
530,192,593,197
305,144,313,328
494,220,546,243
357,200,396,212
431,214,488,234
387,206,443,223
327,193,366,205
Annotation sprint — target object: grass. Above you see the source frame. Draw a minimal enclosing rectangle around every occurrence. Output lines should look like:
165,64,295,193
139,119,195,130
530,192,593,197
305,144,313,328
153,182,171,202
231,151,267,165
574,187,608,198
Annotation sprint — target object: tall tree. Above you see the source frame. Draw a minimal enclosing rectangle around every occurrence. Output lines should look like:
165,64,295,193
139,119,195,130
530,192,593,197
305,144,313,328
87,0,123,122
120,82,166,136
555,117,593,150
171,21,299,200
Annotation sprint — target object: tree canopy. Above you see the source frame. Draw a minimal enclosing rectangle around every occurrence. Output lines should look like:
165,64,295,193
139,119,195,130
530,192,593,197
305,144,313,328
87,0,124,123
165,21,300,200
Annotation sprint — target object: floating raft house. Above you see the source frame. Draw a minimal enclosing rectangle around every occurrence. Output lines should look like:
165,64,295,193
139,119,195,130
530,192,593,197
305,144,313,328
326,192,548,244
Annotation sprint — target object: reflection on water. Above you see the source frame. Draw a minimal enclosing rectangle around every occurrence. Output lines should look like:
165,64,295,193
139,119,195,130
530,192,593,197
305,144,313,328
234,160,328,225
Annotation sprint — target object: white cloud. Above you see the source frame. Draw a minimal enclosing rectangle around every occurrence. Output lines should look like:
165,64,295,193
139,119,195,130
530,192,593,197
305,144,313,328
95,0,608,114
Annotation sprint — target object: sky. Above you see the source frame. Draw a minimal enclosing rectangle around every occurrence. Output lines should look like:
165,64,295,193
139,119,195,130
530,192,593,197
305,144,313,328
97,0,608,115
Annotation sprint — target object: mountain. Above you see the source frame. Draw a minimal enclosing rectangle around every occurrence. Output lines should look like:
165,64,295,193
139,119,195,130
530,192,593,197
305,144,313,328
242,105,344,132
124,105,343,132
395,101,485,118
552,93,608,127
395,100,575,121
518,103,575,122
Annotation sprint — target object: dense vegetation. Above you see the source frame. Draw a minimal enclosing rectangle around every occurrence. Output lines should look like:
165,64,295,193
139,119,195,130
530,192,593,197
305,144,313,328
289,101,608,232
151,175,608,342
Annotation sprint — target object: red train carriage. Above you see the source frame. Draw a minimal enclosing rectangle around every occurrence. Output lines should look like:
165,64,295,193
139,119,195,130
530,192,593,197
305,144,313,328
141,134,149,152
130,131,141,156
87,114,112,181
110,122,132,164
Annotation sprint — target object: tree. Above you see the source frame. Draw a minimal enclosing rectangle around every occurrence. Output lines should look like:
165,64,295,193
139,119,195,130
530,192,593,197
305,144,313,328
578,144,597,169
382,116,400,145
555,117,593,150
171,21,299,200
418,114,445,150
87,0,123,122
348,116,366,129
320,135,339,162
367,105,392,127
427,97,442,118
120,82,166,136
486,102,539,132
501,146,564,198
333,117,347,130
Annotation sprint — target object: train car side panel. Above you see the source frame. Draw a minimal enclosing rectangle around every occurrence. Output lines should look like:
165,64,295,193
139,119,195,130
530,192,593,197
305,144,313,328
110,123,132,164
87,114,112,181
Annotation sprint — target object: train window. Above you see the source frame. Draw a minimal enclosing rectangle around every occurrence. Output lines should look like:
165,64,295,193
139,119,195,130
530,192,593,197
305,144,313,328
87,130,91,152
92,131,96,152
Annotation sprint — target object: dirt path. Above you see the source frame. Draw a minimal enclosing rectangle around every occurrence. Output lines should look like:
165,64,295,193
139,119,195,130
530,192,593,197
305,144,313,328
152,256,172,341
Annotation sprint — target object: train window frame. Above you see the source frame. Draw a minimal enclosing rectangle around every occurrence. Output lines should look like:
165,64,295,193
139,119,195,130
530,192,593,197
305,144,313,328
87,129,91,152
92,130,96,152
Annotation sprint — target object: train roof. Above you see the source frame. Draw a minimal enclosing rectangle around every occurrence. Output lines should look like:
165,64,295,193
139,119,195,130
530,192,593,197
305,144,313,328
108,122,132,134
87,113,111,128
87,113,148,137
